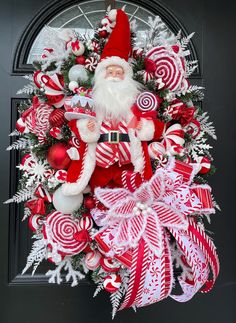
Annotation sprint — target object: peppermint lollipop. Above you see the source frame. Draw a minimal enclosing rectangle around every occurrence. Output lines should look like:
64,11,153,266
146,46,185,92
28,214,43,232
24,103,53,135
103,274,122,293
42,211,88,256
100,258,120,273
85,250,101,270
136,91,159,112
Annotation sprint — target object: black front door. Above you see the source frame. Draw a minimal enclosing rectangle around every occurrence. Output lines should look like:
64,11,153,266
0,0,235,322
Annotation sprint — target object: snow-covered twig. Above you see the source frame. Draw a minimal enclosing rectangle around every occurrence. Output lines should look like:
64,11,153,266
197,111,217,139
22,238,47,275
93,281,104,297
4,186,35,204
6,138,31,151
46,257,85,287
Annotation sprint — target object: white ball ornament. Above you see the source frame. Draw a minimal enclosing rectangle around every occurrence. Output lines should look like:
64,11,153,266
68,81,79,92
85,250,101,270
68,65,88,82
52,186,83,214
72,41,85,56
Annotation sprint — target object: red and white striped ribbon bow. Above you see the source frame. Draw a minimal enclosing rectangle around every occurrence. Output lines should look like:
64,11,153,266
93,159,217,309
94,165,205,258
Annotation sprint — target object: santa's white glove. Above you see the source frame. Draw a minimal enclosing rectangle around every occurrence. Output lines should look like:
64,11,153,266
76,118,100,143
135,118,155,141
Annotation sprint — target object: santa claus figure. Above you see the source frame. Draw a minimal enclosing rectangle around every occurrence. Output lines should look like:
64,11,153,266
62,9,164,196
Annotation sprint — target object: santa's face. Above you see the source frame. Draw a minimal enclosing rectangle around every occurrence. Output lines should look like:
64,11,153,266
92,63,140,122
105,65,125,80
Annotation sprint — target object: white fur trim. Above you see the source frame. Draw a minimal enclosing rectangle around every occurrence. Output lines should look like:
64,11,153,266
62,143,97,196
76,118,100,143
136,118,155,141
128,129,144,173
95,56,133,78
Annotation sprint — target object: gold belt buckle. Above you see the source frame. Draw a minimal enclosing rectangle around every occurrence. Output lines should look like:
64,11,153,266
108,131,119,144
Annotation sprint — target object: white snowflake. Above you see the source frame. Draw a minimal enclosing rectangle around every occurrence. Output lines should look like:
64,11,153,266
18,154,51,187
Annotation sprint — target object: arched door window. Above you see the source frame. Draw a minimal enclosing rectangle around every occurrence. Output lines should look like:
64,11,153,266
27,0,173,64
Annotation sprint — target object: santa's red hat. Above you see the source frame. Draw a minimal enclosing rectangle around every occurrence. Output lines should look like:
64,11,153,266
95,9,133,77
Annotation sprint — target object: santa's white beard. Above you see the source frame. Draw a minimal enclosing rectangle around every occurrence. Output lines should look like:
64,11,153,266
92,70,141,122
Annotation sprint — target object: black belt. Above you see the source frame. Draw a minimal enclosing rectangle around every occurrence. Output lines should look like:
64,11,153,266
98,131,130,144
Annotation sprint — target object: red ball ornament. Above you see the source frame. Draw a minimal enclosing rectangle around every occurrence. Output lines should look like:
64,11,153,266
47,143,71,170
75,56,86,65
99,30,108,38
84,196,95,209
49,109,66,128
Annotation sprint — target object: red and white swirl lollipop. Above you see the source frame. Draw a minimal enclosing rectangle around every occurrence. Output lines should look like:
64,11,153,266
28,214,43,232
85,250,102,270
136,91,159,112
42,211,88,256
24,103,53,135
103,274,122,293
69,136,80,149
186,119,201,138
146,46,185,92
161,123,185,155
148,142,168,166
85,57,98,72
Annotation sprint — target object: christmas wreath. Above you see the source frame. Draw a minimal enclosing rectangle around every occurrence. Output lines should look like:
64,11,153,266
6,8,220,317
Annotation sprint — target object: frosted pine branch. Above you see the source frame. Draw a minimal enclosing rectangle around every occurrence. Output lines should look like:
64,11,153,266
110,268,130,318
176,30,182,40
17,83,36,95
64,258,85,286
46,257,85,287
9,129,20,137
4,186,35,204
23,74,34,81
22,207,31,221
6,138,31,151
93,281,104,297
197,111,217,139
180,32,195,49
187,85,205,100
22,238,47,275
186,60,198,77
111,289,124,319
186,131,213,161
